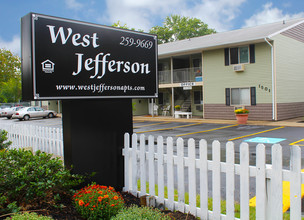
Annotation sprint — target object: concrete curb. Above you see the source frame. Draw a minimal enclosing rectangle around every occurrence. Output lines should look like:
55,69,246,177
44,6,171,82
133,115,304,128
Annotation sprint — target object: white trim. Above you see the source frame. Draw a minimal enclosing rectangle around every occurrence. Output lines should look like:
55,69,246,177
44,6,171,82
267,20,304,39
264,38,276,120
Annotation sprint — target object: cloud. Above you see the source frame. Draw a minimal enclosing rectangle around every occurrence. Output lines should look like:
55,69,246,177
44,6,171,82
182,0,246,31
101,0,246,32
101,0,185,31
65,0,84,10
243,3,304,27
0,36,20,56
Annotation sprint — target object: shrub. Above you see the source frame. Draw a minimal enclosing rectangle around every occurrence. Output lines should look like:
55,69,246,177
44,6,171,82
73,184,125,220
0,129,11,150
111,205,170,220
5,212,53,220
0,149,84,214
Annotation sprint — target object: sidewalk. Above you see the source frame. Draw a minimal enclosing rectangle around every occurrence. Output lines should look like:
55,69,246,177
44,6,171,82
133,115,304,128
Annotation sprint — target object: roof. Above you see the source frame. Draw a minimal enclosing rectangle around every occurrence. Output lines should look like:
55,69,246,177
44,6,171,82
158,18,304,57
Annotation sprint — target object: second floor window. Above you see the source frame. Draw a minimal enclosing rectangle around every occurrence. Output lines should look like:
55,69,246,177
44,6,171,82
225,44,255,66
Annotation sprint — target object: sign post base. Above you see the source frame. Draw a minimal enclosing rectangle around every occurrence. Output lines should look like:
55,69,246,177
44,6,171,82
62,99,133,190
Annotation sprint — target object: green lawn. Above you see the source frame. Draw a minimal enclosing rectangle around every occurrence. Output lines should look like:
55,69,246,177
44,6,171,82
137,180,299,219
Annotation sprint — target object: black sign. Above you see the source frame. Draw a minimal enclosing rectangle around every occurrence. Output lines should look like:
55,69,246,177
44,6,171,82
21,13,158,100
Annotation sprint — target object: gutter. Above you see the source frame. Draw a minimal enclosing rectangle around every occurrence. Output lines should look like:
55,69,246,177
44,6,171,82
264,37,276,120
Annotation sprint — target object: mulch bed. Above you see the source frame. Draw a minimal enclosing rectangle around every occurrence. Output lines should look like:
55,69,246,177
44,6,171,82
120,192,198,220
4,191,198,220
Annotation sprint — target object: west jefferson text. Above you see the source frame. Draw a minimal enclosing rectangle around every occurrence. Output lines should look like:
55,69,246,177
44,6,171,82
72,52,151,79
47,25,151,78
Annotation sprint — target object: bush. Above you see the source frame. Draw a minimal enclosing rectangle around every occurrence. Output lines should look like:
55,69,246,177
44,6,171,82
0,129,11,150
111,205,170,220
5,212,53,220
0,149,84,214
73,184,125,220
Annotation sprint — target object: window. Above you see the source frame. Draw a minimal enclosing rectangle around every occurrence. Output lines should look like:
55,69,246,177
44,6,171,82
231,88,250,105
35,107,44,111
225,87,256,106
239,46,249,63
225,44,255,66
230,46,248,64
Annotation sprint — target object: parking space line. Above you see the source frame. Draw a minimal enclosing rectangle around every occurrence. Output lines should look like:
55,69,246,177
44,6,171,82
136,123,203,134
228,126,285,141
289,139,304,146
134,122,171,128
176,124,238,137
133,120,146,124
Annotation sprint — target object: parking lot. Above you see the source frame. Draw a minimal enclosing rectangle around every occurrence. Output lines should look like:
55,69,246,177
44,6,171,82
1,115,304,167
133,118,304,167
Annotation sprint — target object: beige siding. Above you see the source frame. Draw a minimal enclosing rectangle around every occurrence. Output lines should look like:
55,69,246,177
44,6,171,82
203,42,273,105
273,34,304,103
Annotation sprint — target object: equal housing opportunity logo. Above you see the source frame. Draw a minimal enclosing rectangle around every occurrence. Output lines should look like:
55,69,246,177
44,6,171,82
41,59,55,73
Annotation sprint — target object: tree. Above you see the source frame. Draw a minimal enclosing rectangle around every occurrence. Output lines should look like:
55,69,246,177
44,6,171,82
112,21,143,32
0,48,21,103
149,15,216,44
0,129,11,150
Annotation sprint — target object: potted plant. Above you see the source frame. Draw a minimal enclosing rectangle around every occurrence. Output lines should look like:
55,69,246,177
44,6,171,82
234,108,249,124
174,105,181,111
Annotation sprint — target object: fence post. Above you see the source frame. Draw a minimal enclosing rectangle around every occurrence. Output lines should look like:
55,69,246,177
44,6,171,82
148,135,155,197
226,141,235,220
271,144,283,219
157,136,165,206
265,165,272,220
240,142,249,220
177,137,185,212
256,144,266,219
290,145,301,219
188,138,197,215
167,137,174,211
212,140,221,219
140,134,146,196
199,139,208,219
131,133,138,196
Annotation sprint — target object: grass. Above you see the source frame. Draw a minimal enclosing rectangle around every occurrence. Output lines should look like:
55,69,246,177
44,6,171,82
137,180,301,220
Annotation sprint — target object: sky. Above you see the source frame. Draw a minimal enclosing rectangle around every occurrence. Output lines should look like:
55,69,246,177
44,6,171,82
1,0,304,56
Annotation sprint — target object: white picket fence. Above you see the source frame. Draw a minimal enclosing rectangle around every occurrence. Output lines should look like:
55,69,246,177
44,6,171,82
1,124,63,157
123,133,304,219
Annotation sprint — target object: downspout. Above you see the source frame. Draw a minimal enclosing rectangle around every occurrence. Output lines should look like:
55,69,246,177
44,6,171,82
264,38,276,120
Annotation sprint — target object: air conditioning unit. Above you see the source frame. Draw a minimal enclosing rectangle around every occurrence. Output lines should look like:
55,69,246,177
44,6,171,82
233,64,245,72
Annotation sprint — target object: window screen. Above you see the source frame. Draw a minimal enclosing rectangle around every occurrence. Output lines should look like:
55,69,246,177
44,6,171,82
231,88,250,105
239,46,249,63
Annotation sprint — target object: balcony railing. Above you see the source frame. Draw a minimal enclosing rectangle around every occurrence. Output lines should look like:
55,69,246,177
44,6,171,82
158,70,171,84
173,67,202,83
158,67,202,84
